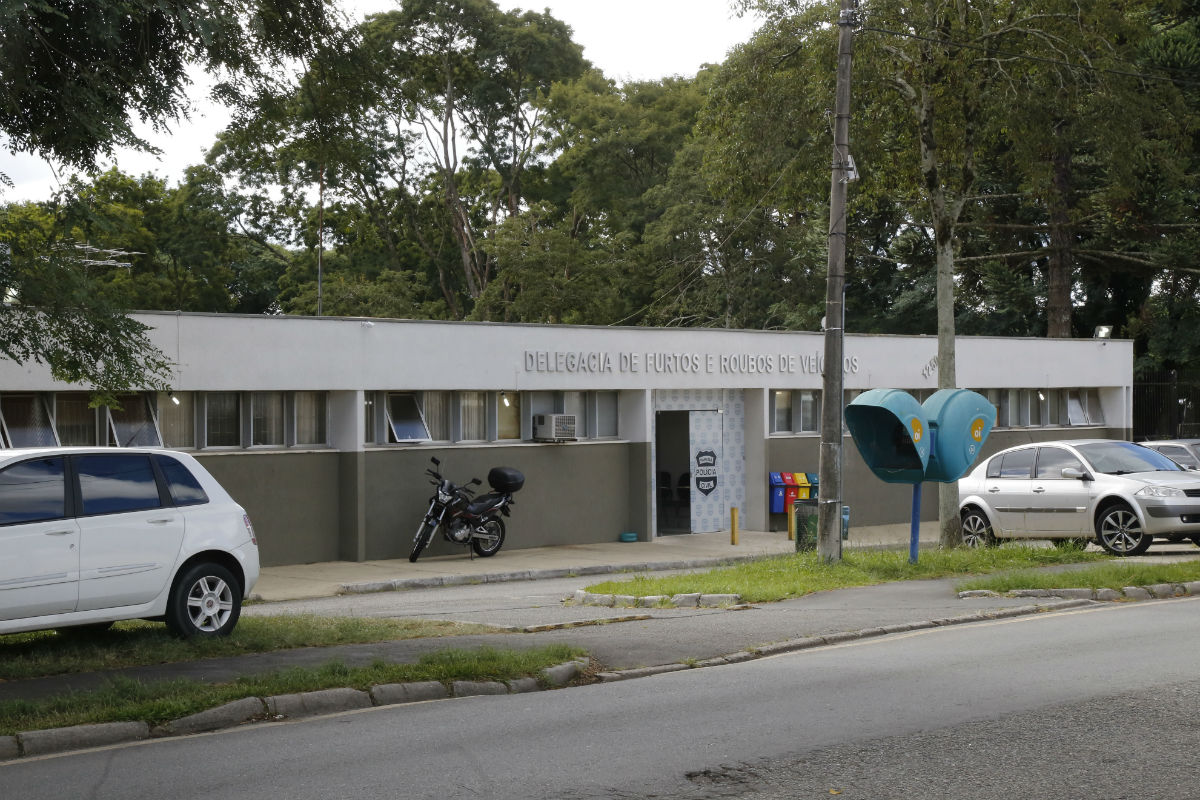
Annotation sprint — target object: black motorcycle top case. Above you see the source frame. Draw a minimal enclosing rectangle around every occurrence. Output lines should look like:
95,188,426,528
488,467,524,493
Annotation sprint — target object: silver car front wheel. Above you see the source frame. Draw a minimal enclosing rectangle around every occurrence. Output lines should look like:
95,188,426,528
1096,505,1151,556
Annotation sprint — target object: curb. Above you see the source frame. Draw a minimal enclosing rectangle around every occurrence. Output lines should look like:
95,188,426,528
333,555,775,596
0,658,590,762
570,590,746,608
957,580,1200,602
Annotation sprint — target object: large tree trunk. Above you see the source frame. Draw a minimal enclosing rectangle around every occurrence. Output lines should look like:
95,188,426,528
1046,138,1074,337
934,228,962,547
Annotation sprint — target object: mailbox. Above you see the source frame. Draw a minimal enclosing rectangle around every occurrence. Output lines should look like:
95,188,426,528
921,389,996,482
844,389,931,484
769,472,786,513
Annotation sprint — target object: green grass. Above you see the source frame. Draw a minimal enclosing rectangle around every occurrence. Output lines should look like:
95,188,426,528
585,546,1109,603
0,615,502,681
0,644,586,736
957,560,1200,593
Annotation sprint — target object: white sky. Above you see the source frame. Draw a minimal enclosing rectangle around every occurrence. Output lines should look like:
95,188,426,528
1,0,760,203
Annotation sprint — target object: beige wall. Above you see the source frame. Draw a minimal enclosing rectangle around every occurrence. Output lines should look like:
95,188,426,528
361,443,638,561
194,451,342,567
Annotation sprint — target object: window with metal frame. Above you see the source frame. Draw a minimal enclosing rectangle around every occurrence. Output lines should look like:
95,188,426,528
0,394,57,447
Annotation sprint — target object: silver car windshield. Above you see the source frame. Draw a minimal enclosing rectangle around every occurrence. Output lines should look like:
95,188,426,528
1075,442,1183,475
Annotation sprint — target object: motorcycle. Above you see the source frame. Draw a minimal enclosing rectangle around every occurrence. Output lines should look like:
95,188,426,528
409,457,525,562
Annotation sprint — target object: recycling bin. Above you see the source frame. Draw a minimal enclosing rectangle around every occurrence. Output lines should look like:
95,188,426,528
791,472,810,500
769,472,786,514
782,472,800,510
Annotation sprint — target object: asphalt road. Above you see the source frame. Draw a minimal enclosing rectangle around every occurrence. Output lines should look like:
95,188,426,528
4,597,1197,799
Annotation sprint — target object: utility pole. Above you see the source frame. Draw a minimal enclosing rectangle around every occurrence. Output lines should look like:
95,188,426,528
818,0,856,563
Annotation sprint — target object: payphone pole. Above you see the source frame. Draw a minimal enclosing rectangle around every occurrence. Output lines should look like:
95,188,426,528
818,0,856,563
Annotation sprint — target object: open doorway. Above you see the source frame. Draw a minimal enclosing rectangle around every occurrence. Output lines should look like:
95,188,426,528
655,409,727,534
655,411,691,533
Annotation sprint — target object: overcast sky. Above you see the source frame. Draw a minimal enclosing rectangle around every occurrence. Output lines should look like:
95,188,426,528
1,0,760,203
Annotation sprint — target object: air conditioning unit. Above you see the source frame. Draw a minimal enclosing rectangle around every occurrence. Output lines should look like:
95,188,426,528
533,413,577,442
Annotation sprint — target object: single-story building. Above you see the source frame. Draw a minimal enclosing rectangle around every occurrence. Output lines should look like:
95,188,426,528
0,312,1132,566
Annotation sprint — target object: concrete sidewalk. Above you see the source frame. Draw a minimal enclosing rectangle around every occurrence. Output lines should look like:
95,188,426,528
253,522,941,601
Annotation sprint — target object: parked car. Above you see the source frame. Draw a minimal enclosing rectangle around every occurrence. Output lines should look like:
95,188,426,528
0,447,259,637
958,439,1200,556
1141,439,1200,470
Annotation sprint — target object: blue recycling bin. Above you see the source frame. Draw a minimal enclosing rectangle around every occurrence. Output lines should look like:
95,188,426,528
805,472,819,498
769,472,786,513
844,389,931,484
921,389,997,482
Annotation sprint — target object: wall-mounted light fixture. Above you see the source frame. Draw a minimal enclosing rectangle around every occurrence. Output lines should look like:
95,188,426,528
501,392,511,408
1094,325,1113,339
168,391,181,406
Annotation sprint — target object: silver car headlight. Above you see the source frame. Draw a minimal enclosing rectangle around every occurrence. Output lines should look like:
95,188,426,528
1136,485,1185,498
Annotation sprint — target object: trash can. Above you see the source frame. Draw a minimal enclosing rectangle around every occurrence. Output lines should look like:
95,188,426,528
769,472,786,514
782,472,800,510
794,498,818,551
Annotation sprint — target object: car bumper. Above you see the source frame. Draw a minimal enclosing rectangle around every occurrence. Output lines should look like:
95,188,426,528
1142,502,1200,532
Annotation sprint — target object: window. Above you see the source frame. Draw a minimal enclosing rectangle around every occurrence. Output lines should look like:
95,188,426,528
155,454,209,506
561,391,588,435
0,457,66,525
498,392,521,440
422,392,451,440
206,392,241,447
109,394,161,447
997,448,1035,478
56,393,97,446
1067,390,1087,426
295,392,327,446
459,391,486,440
76,454,162,516
771,390,792,433
1,395,57,447
158,392,195,449
364,393,376,444
1035,447,1084,479
386,393,429,441
1085,389,1104,425
595,391,619,438
1027,390,1044,427
251,391,285,446
798,391,820,432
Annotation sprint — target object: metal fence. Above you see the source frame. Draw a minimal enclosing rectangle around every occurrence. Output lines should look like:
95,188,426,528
1135,369,1200,440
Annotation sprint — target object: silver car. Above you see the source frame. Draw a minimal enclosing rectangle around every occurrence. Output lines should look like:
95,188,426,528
958,439,1200,555
1141,439,1200,470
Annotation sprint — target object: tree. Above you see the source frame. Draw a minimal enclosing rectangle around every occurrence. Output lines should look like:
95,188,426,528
0,0,337,171
0,202,172,401
0,0,337,397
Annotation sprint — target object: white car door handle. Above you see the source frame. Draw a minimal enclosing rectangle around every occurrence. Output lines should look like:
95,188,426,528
988,487,1000,493
146,518,174,525
1032,487,1046,493
44,529,74,536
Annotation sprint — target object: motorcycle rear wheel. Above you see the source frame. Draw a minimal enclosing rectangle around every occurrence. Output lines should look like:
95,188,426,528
471,517,506,558
409,520,436,563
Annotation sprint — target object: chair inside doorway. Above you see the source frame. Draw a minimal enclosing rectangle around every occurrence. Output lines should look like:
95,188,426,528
656,470,690,533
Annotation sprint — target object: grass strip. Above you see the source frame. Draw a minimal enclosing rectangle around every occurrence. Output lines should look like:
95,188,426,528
0,644,585,736
0,615,502,682
956,560,1200,593
585,546,1108,603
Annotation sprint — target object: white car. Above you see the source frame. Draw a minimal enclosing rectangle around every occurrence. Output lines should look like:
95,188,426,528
958,439,1200,555
0,447,259,637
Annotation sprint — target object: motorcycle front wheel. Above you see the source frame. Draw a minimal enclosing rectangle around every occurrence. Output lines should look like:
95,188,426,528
471,517,506,558
409,519,437,563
